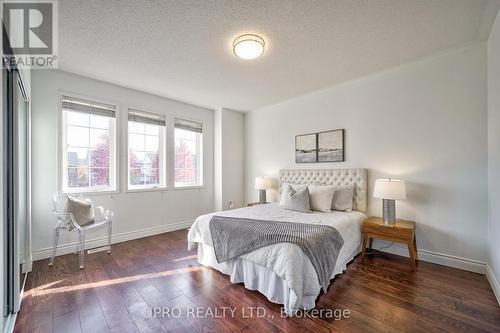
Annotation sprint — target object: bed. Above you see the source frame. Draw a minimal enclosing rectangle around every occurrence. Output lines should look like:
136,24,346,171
187,168,367,314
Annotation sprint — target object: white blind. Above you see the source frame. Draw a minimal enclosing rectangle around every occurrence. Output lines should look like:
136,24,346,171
174,118,202,133
128,109,166,126
62,95,116,118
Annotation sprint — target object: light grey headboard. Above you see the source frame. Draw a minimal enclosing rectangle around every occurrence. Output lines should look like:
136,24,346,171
279,168,367,212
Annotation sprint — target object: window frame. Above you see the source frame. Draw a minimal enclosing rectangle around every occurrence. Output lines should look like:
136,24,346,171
172,118,204,189
58,92,119,195
126,109,167,192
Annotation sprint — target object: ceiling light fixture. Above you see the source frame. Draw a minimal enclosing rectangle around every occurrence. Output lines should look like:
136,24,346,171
233,34,265,60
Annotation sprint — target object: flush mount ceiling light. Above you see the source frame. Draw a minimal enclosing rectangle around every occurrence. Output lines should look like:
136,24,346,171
233,34,265,60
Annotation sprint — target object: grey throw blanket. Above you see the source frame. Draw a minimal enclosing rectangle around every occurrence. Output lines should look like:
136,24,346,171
209,215,344,292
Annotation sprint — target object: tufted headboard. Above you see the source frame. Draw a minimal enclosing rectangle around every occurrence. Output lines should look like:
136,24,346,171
279,168,367,213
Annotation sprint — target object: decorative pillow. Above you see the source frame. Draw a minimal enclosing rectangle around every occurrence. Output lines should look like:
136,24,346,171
279,183,306,204
280,182,306,193
331,187,354,212
308,184,336,212
279,185,311,212
65,195,95,226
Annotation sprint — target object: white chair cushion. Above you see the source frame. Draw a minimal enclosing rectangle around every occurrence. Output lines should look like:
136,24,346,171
65,195,95,226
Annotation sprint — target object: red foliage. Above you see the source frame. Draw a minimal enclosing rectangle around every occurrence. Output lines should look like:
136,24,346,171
90,134,110,186
175,140,196,183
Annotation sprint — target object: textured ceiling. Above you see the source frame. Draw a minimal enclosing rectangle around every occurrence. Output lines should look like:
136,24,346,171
58,0,499,111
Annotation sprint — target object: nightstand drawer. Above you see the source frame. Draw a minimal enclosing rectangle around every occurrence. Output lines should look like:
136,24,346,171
363,223,413,241
362,216,418,271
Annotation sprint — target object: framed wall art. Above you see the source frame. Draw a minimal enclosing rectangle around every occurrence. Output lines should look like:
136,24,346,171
295,133,317,163
317,129,344,162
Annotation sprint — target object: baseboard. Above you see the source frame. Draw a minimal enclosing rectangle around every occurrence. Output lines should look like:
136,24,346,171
486,264,500,305
2,312,17,333
32,219,194,261
22,260,32,273
33,220,488,275
19,254,33,273
372,241,486,274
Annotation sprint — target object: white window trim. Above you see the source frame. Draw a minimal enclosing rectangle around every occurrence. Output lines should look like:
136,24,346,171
58,92,120,195
172,118,204,189
126,112,167,192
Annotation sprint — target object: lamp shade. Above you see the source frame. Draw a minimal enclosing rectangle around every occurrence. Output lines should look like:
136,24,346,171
373,179,406,200
255,177,273,190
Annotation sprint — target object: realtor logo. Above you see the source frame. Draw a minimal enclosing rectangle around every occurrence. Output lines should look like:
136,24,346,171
2,0,58,68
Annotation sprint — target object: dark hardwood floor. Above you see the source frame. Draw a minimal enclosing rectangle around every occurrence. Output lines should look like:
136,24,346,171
14,229,500,333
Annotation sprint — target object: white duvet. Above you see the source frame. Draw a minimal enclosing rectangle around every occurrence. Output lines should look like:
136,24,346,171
187,203,366,313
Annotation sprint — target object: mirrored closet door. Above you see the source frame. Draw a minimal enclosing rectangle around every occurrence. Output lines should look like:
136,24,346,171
14,69,30,298
3,67,30,320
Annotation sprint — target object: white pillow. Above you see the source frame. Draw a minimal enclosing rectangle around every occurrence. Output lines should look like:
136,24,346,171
280,182,306,192
65,195,95,226
279,183,306,204
331,187,354,212
279,185,311,212
308,184,336,212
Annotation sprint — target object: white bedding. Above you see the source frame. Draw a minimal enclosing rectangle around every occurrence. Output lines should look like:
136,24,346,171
187,203,366,313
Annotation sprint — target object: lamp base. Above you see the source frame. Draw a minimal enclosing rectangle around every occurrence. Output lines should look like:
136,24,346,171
382,199,396,224
259,190,267,204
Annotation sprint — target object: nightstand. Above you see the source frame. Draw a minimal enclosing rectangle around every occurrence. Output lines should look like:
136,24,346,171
362,216,418,271
247,202,268,207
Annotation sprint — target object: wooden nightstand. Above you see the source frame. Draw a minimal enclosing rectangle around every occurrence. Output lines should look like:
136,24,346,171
362,216,418,271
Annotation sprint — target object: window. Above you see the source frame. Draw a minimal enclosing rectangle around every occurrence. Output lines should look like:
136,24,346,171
174,118,203,187
128,109,166,189
61,95,117,193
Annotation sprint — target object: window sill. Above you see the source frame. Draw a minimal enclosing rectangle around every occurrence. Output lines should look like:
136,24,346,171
171,186,205,191
61,186,205,196
126,187,169,194
62,189,120,197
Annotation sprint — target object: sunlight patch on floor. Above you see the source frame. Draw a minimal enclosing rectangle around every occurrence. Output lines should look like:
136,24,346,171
27,266,205,297
173,255,198,262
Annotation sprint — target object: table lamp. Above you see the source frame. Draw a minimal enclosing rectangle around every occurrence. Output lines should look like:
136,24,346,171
255,177,273,204
373,178,406,224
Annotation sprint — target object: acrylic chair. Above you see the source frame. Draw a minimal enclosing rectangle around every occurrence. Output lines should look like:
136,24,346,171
49,192,113,269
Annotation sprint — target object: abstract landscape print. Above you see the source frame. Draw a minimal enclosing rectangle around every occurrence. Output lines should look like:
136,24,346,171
295,133,317,163
318,129,344,162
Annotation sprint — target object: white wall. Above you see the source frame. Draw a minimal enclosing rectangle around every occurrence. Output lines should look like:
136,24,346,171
31,70,214,259
214,108,245,211
221,109,245,209
214,109,223,211
246,42,488,272
487,11,500,301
